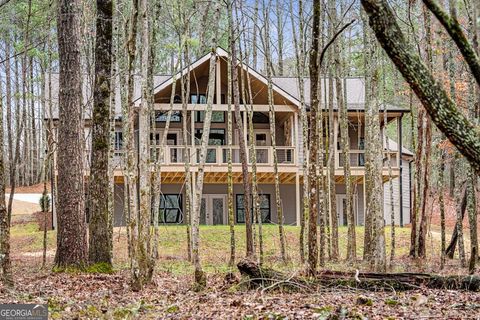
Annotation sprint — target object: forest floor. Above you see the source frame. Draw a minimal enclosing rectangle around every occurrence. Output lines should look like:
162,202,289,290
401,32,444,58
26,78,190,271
0,219,479,319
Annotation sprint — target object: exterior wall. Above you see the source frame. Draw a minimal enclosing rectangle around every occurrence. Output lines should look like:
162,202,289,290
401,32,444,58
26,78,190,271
383,158,412,226
114,182,125,227
112,182,298,226
334,183,365,226
111,177,410,228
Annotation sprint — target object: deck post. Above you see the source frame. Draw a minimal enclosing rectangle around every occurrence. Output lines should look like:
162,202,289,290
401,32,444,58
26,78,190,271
216,56,221,105
294,112,299,164
295,172,301,226
334,116,339,168
191,110,195,146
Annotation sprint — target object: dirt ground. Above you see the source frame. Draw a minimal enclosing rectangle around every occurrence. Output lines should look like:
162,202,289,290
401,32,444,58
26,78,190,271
0,220,479,319
0,190,478,318
6,183,51,194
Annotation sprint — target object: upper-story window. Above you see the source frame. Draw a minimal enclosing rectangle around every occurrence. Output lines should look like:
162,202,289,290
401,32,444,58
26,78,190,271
190,94,207,104
195,111,225,123
194,128,225,145
252,112,269,123
155,110,181,122
114,132,123,150
358,137,365,166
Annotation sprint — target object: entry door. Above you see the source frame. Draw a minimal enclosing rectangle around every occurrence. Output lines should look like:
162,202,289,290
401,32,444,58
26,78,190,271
200,195,227,225
336,195,356,226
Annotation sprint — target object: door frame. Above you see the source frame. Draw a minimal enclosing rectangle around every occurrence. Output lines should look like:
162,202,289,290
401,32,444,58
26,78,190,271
201,194,227,225
336,194,358,226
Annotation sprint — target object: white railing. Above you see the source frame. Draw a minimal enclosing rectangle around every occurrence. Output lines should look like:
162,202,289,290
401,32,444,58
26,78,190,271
336,150,399,169
149,145,296,166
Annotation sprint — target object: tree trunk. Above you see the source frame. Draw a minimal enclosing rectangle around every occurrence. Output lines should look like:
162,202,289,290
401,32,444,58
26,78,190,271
289,0,309,265
231,0,254,258
363,18,386,272
417,6,433,259
130,0,154,291
275,0,284,76
88,0,113,266
445,185,467,258
263,2,287,263
1,38,13,286
467,167,478,273
308,0,321,275
0,74,13,286
55,0,88,268
124,0,139,275
181,43,193,263
226,26,235,266
190,4,221,289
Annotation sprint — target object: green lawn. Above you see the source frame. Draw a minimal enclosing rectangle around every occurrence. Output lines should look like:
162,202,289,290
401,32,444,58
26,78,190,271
11,222,425,274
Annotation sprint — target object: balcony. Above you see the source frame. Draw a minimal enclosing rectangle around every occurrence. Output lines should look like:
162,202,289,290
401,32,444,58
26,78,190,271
151,145,296,166
336,150,400,169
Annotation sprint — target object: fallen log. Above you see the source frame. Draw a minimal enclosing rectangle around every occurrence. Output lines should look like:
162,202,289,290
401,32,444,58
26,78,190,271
237,259,480,291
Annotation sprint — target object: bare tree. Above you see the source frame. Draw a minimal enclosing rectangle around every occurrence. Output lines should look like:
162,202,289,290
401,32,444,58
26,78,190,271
190,3,221,289
289,0,309,264
88,0,114,267
0,73,12,286
231,0,254,258
130,0,155,290
263,0,287,263
308,0,321,274
363,16,386,272
55,0,88,268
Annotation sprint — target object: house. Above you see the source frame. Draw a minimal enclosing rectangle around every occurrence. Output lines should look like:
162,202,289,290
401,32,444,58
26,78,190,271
46,47,412,228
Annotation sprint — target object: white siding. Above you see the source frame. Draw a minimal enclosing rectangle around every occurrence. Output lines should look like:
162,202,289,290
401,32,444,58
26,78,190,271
383,158,411,225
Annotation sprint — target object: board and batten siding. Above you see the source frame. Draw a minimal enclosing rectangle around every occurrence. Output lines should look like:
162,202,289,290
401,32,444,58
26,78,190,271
383,158,411,226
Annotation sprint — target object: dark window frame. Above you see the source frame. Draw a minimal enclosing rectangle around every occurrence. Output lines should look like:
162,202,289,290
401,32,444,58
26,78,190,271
157,194,183,224
236,194,271,223
114,131,123,150
194,128,226,145
190,93,207,104
155,110,182,123
194,110,225,123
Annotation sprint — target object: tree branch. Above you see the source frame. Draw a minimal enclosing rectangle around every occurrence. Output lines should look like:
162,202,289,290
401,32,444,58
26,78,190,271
0,0,11,9
360,0,480,175
422,0,480,88
319,19,356,67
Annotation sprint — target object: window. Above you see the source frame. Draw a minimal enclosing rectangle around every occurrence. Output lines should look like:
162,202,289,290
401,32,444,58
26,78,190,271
236,194,271,223
194,129,225,145
252,112,269,123
155,110,182,122
195,111,225,123
157,194,183,223
190,94,207,104
358,137,365,166
114,132,123,151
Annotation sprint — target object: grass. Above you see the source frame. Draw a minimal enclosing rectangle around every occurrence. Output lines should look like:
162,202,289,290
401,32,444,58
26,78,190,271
11,221,430,275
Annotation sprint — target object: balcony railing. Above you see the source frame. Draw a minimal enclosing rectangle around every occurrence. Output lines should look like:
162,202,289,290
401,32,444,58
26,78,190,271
336,150,399,169
150,145,296,166
83,147,399,171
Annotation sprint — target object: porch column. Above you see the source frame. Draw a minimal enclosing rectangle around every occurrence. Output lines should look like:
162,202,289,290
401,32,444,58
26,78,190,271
216,57,221,105
397,114,404,227
243,110,248,153
396,116,402,168
295,173,301,226
333,116,339,168
191,110,195,146
294,112,299,164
